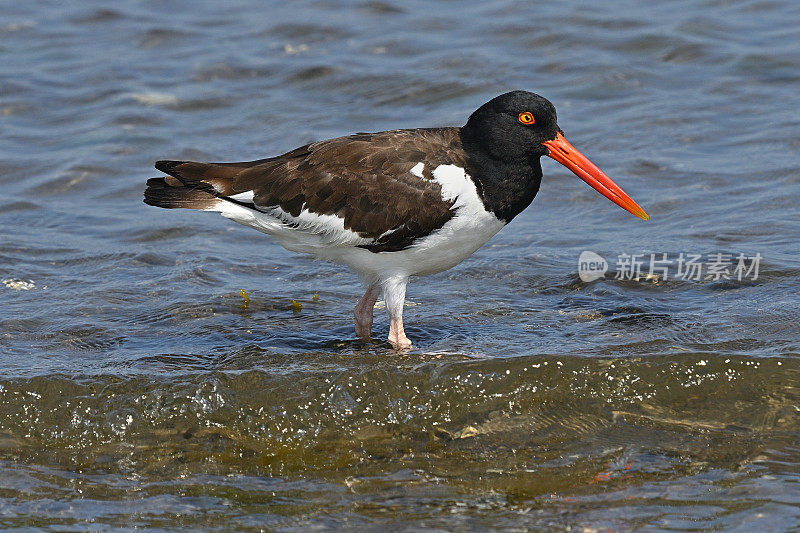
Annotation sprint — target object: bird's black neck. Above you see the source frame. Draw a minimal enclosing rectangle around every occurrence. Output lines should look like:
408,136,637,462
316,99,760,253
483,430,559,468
459,130,543,223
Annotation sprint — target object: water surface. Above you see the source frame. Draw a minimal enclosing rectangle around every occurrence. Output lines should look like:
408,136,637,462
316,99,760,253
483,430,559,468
1,0,799,530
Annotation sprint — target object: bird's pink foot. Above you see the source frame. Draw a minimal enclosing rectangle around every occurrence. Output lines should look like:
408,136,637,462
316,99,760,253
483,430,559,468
354,285,380,339
388,317,412,350
354,314,373,338
383,276,412,350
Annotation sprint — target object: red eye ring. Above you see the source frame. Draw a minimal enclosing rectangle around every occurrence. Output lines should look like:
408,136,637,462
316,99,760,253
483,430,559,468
518,111,535,125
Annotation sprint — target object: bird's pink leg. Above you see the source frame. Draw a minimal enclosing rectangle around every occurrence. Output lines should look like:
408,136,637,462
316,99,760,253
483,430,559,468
354,285,380,339
382,276,412,349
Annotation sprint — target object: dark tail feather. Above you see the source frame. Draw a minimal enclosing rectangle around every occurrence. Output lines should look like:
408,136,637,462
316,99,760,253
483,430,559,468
154,160,186,176
143,177,221,210
154,159,242,196
147,158,271,208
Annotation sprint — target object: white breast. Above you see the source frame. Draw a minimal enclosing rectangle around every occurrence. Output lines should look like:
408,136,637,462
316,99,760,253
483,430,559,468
407,164,505,273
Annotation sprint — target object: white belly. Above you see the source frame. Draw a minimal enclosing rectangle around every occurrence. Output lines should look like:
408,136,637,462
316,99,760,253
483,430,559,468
320,214,503,283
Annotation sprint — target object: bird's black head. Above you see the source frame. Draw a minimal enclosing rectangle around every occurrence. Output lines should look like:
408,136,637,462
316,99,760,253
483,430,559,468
461,90,560,161
460,90,650,221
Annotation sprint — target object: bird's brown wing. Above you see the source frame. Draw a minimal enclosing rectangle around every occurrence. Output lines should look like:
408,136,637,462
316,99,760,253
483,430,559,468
154,128,468,252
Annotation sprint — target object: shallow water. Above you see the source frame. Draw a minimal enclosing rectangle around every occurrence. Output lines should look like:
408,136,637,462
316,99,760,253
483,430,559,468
2,0,800,530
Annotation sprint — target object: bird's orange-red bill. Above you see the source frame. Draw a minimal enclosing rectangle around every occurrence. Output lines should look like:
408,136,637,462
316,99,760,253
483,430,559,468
542,132,649,221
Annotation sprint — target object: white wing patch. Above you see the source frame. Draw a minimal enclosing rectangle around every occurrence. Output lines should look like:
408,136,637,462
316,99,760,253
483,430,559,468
259,205,372,247
219,190,372,247
410,162,425,178
228,191,254,202
432,164,476,207
212,199,376,258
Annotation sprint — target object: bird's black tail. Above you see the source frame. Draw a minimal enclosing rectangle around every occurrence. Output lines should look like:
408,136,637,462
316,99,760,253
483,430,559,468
144,158,241,210
143,177,221,210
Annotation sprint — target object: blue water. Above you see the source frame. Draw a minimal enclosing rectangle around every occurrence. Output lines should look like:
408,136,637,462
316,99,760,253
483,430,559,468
1,0,799,530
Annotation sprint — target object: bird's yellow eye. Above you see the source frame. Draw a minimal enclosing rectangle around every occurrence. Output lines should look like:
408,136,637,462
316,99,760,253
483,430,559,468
518,111,535,125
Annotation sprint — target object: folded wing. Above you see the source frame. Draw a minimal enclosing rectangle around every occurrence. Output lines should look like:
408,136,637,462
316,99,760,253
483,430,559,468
148,128,468,252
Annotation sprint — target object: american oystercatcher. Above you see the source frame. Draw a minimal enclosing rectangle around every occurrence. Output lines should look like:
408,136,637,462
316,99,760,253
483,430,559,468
144,91,648,349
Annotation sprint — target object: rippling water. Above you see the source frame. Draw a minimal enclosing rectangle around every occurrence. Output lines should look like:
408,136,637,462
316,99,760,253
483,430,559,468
2,0,800,530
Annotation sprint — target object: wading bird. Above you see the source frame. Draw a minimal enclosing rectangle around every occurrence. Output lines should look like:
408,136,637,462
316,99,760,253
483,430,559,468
145,91,648,349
